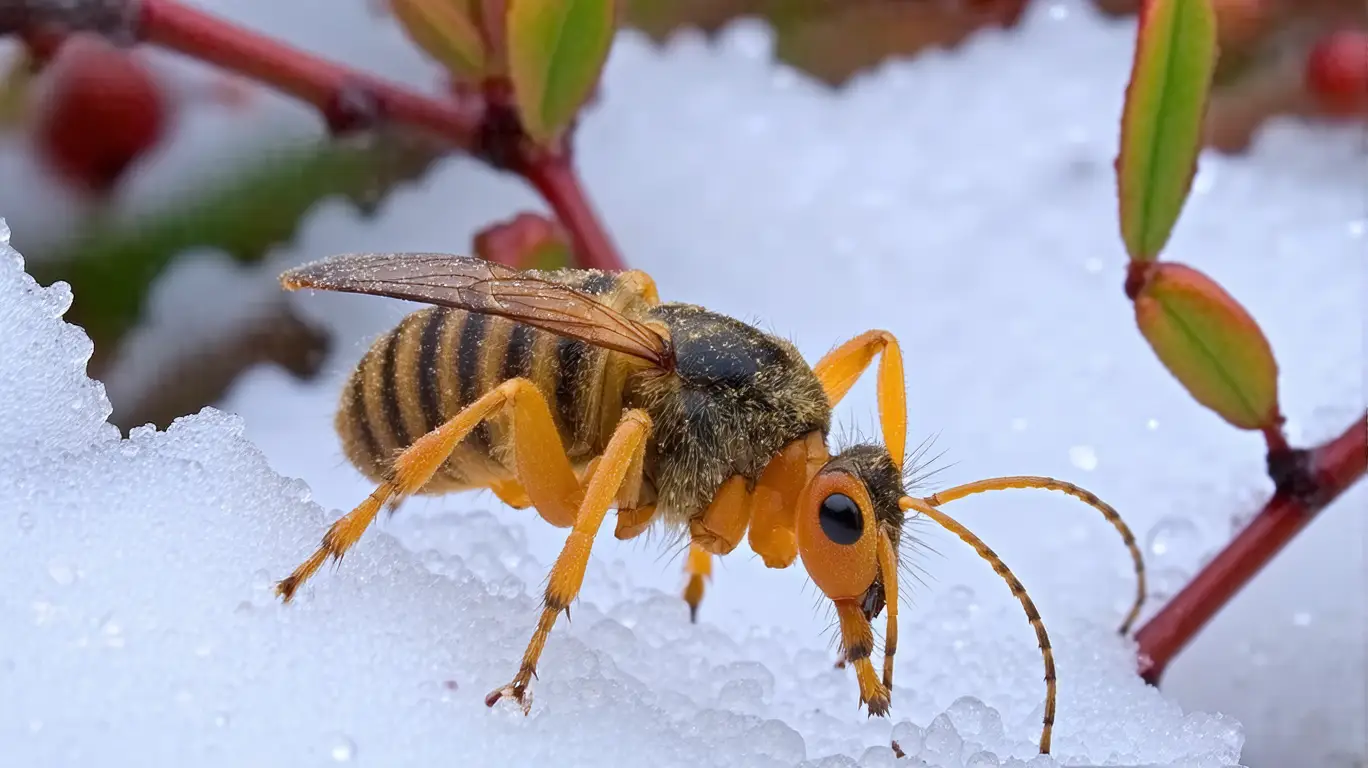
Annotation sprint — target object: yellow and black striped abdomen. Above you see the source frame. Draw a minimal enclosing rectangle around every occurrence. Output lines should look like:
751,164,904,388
334,268,658,494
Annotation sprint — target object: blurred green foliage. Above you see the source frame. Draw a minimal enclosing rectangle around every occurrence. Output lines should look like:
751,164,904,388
30,133,445,362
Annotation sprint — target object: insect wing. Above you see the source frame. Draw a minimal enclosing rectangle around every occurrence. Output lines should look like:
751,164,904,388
281,252,674,369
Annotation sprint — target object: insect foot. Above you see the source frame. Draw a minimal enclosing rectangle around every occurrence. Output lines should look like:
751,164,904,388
864,688,891,718
484,680,534,715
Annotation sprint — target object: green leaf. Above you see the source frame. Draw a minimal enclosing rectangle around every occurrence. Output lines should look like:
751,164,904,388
390,0,487,79
1134,261,1280,430
1116,0,1218,262
507,0,617,143
29,134,445,356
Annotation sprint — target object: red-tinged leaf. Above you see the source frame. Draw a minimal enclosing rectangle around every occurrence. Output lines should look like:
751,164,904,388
1134,261,1281,430
479,0,510,75
1117,0,1218,262
390,0,487,79
474,212,573,269
507,0,616,144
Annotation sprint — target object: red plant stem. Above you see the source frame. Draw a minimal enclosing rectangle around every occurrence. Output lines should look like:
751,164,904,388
1134,412,1368,684
130,0,625,270
524,157,622,272
1261,425,1290,454
138,0,481,144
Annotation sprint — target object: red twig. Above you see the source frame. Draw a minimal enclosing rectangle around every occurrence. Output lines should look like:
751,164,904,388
20,0,627,271
1261,425,1291,454
1134,412,1368,684
524,157,621,273
139,0,483,143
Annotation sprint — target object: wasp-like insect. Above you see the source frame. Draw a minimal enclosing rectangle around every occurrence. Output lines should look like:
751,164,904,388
274,253,1146,754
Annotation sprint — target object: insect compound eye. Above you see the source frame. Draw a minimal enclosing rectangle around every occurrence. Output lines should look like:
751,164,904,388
819,493,863,546
797,468,877,602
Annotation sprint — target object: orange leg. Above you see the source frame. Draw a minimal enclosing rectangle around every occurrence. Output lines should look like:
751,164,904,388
489,477,533,509
681,543,712,623
679,475,752,621
875,531,899,692
613,504,657,541
276,378,590,602
486,408,653,712
747,435,822,569
690,475,752,555
812,330,908,467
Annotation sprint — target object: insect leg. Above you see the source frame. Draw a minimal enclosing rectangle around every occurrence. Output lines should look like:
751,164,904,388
276,378,581,601
923,477,1146,634
875,531,899,692
276,380,528,602
812,330,907,467
690,475,752,555
901,496,1056,754
614,504,657,540
488,477,533,509
678,475,758,621
485,408,653,713
681,543,712,623
747,435,821,568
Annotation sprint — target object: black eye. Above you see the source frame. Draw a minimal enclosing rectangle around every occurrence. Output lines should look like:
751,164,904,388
819,493,863,545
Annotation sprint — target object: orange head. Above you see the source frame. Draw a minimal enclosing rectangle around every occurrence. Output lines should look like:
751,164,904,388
796,443,908,715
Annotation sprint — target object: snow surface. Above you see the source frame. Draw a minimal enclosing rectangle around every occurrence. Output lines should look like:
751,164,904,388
2,0,1365,765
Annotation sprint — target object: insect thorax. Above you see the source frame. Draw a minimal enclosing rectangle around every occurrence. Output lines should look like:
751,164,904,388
626,303,832,519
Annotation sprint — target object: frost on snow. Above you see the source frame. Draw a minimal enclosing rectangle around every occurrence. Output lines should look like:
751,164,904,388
1,230,1239,768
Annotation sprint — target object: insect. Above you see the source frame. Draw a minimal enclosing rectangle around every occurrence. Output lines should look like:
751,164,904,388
274,253,1146,754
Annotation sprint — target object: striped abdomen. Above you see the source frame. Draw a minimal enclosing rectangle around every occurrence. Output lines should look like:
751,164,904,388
335,270,656,493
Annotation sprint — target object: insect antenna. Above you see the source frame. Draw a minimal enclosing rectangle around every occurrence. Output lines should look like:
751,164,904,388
921,477,1146,634
899,495,1057,754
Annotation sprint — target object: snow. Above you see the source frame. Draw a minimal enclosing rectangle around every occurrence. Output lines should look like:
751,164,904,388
0,220,117,456
2,0,1365,765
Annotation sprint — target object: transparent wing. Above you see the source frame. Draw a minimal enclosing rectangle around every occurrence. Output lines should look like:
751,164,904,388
281,252,673,369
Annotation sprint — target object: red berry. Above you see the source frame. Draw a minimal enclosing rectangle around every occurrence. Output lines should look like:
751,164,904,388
1306,29,1368,117
33,34,169,195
